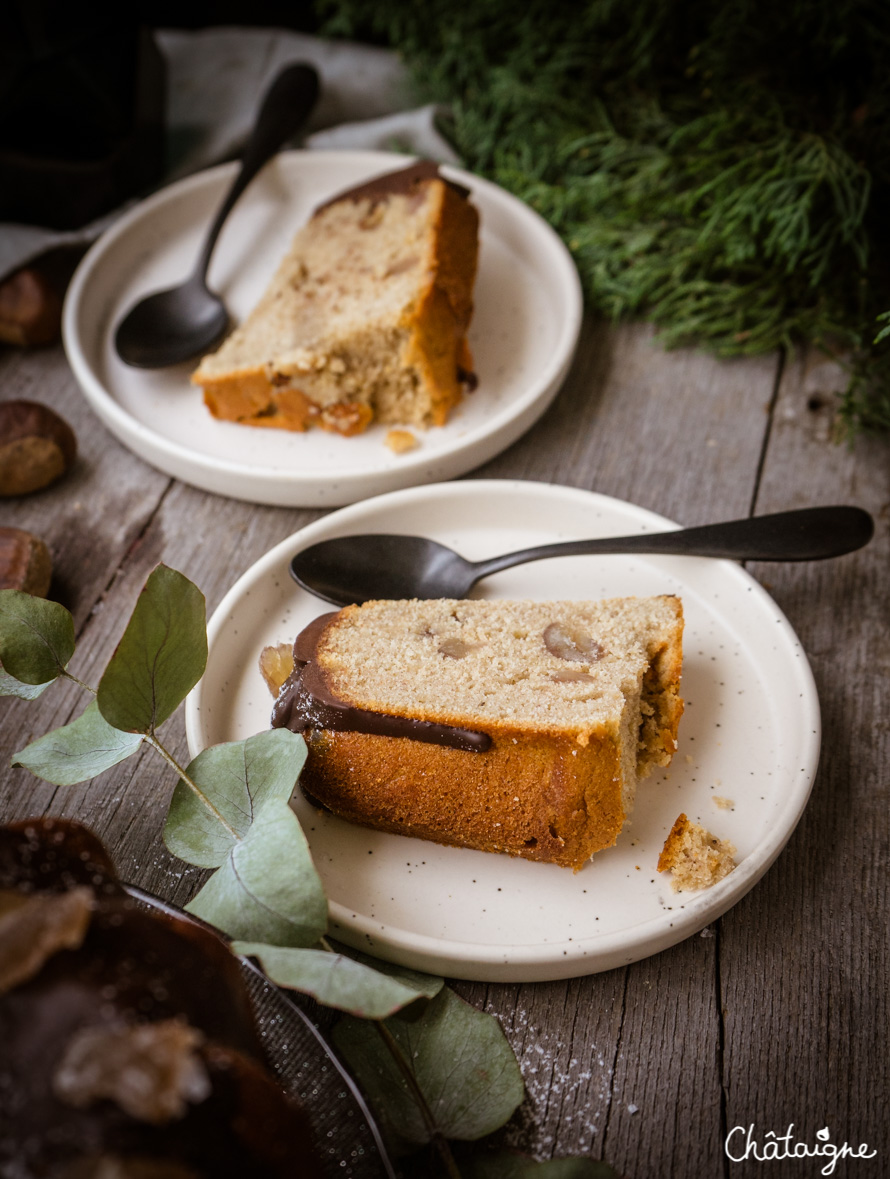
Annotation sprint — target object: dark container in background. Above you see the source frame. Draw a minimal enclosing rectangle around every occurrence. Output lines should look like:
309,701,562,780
0,5,165,230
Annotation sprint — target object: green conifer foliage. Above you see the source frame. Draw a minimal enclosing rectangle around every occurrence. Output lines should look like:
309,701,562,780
321,0,890,433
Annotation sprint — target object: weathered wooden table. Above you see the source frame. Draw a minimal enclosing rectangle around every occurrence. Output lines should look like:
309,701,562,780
1,319,886,1178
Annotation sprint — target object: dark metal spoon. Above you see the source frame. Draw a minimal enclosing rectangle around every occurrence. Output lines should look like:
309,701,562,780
114,62,319,368
290,505,874,606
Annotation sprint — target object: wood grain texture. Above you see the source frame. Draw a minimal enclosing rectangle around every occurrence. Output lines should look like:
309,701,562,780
718,350,889,1178
454,321,783,1177
475,319,779,526
1,327,887,1179
0,355,170,623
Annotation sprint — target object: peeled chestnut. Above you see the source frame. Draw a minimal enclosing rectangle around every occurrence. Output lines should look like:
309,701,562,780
0,400,77,496
542,621,606,663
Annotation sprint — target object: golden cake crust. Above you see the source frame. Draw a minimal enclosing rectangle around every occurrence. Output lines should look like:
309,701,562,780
301,727,625,869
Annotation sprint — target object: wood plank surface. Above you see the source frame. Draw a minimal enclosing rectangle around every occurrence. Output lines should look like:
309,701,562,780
452,323,781,1178
719,350,889,1178
1,323,886,1179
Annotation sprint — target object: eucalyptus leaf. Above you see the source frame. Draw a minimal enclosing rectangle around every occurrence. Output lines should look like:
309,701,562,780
11,700,144,785
328,938,444,1002
0,665,50,699
333,987,524,1147
464,1152,619,1178
233,942,434,1018
186,798,326,948
97,566,206,733
164,728,306,868
0,590,74,685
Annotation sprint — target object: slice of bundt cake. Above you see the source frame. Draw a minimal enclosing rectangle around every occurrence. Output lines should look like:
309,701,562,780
266,597,684,870
192,160,479,436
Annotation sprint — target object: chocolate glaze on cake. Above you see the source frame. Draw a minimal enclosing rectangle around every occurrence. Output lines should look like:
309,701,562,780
312,159,472,217
272,612,492,754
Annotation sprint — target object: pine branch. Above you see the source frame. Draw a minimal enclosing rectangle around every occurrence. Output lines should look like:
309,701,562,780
319,0,890,436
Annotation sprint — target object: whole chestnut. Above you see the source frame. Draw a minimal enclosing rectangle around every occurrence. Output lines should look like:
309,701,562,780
0,400,77,496
0,527,52,596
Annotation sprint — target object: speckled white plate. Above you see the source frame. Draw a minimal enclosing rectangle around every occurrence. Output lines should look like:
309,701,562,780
185,480,820,982
62,151,582,507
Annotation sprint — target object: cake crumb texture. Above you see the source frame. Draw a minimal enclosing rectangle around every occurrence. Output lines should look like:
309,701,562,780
289,595,684,869
192,163,479,435
657,812,736,891
384,428,418,453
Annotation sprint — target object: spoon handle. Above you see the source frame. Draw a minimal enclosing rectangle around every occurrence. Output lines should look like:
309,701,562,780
194,63,320,280
471,505,874,580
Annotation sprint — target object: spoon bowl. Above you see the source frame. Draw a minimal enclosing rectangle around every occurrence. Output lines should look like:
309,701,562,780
113,274,229,369
290,505,874,606
293,534,479,603
115,62,319,369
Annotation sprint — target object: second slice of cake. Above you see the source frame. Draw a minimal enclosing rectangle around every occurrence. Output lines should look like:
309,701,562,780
193,161,479,436
269,597,684,870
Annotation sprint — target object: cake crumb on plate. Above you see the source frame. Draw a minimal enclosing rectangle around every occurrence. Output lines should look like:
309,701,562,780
385,429,419,453
657,812,736,891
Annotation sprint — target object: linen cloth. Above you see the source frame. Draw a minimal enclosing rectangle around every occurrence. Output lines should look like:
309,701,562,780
0,27,459,281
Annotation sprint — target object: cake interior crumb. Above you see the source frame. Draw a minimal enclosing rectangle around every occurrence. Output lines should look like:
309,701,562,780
657,812,736,892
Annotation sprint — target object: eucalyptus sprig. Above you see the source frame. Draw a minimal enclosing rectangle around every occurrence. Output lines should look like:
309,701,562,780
0,569,616,1177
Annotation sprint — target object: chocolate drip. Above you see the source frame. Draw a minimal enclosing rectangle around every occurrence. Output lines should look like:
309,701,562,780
457,366,479,392
313,159,471,217
294,611,339,661
272,613,492,754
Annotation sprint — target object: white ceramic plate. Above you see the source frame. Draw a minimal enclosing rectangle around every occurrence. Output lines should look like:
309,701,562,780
186,481,820,982
63,151,582,507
